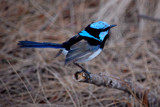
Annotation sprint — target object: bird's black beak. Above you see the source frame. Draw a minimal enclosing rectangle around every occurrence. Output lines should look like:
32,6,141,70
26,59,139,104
109,24,117,29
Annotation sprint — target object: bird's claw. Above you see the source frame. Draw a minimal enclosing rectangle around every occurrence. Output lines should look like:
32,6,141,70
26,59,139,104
80,69,91,81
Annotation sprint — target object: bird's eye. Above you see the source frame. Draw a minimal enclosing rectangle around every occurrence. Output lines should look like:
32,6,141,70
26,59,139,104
103,27,110,31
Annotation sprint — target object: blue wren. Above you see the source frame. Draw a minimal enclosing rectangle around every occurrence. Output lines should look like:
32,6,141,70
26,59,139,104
18,21,116,75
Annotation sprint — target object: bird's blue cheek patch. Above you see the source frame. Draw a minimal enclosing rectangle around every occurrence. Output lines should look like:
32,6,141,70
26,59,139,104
79,30,100,41
99,31,108,41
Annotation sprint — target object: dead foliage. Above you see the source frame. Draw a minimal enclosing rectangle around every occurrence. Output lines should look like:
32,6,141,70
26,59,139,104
0,0,160,106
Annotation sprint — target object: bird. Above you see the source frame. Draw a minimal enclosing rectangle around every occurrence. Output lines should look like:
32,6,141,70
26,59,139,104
18,21,116,76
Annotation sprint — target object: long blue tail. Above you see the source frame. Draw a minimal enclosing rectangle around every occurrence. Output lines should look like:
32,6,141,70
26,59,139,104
18,41,64,48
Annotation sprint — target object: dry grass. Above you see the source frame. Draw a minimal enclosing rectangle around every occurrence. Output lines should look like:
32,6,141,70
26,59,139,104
0,0,160,107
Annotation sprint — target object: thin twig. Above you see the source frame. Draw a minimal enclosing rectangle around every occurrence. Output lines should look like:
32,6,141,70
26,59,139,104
7,60,37,107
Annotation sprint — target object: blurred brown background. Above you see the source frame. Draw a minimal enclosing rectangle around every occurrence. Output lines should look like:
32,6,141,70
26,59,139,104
0,0,160,106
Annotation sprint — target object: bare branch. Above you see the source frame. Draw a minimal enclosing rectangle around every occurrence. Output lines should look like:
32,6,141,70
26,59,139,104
74,70,160,107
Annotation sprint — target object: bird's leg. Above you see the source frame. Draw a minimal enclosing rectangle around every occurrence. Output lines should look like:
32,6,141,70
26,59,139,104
74,63,86,71
74,63,91,80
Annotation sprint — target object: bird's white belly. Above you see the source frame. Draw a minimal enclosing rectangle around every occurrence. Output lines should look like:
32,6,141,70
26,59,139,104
77,48,102,63
62,48,102,63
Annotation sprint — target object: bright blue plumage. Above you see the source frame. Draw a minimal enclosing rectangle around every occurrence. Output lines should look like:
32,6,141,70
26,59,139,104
79,30,101,41
90,21,110,29
78,21,113,42
99,31,108,41
18,21,116,69
18,41,63,48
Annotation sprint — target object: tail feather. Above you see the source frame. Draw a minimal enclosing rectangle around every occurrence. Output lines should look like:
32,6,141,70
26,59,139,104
18,41,64,48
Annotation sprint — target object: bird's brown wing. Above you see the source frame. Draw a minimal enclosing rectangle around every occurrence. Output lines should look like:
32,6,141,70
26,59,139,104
65,40,100,65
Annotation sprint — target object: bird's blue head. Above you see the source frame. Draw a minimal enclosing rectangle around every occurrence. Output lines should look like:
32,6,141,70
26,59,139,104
79,21,116,42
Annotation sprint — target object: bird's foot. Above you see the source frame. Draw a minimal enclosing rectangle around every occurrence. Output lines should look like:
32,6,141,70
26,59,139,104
80,69,91,80
74,63,91,80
